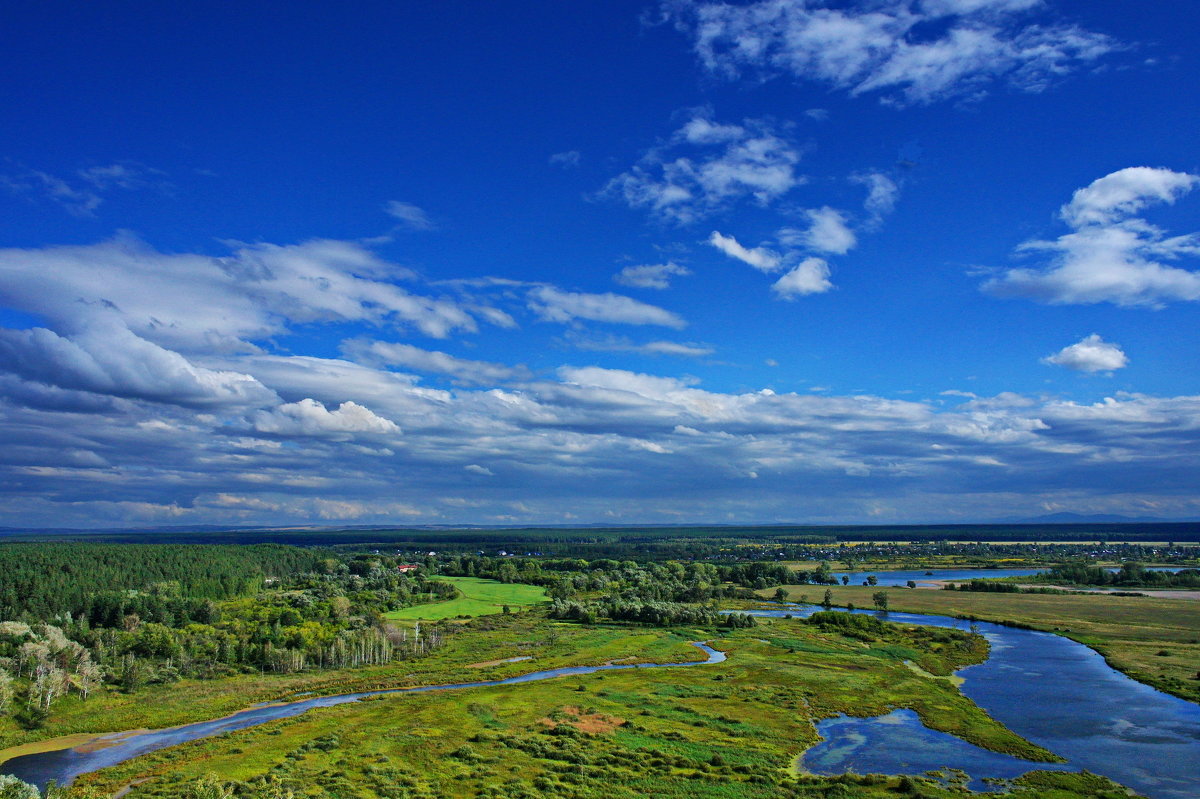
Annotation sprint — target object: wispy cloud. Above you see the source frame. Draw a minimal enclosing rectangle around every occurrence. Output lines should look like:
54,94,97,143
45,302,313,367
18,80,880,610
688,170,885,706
342,339,532,384
708,231,782,272
565,332,714,358
528,286,687,328
853,171,900,224
0,161,167,216
384,200,435,230
613,262,692,289
665,0,1119,105
602,112,803,224
549,150,581,168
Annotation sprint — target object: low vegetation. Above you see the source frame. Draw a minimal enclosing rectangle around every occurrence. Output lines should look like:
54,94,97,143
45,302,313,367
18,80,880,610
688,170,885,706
57,613,1121,799
765,584,1200,703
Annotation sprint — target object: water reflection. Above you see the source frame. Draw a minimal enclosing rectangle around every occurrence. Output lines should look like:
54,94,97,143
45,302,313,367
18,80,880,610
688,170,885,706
802,710,1070,792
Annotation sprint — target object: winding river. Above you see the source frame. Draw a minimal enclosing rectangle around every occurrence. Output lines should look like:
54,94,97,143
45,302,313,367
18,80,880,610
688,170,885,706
3,606,1199,798
0,643,725,790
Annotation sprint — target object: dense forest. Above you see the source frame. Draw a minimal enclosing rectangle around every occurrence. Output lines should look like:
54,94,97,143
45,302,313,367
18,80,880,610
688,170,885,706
0,544,325,620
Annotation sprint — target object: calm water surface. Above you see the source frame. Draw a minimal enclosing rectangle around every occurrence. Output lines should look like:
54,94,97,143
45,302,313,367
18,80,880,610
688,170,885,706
802,709,1071,791
749,606,1200,799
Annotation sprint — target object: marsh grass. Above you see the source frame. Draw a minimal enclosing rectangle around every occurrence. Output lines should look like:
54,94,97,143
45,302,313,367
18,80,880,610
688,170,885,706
47,615,1121,798
761,585,1200,703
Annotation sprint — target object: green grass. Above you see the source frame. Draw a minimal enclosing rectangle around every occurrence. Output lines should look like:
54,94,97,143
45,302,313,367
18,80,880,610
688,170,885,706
62,616,1133,799
384,576,548,621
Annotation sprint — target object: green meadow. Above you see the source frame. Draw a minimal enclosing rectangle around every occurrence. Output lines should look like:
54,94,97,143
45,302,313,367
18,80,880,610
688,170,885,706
384,576,549,621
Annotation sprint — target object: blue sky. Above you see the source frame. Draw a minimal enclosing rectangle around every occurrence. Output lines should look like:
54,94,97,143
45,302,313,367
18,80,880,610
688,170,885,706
1,0,1198,526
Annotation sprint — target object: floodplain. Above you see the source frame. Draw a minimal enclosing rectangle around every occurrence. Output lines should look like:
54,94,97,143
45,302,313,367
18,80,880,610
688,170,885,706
0,529,1195,799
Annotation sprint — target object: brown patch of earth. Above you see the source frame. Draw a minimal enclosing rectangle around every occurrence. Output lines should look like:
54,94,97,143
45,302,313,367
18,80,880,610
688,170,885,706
539,705,625,735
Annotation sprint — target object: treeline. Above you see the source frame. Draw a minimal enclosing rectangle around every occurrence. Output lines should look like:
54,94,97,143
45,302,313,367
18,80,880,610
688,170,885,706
786,562,842,585
548,598,757,628
0,543,325,620
1040,562,1200,588
438,555,792,602
943,581,1066,594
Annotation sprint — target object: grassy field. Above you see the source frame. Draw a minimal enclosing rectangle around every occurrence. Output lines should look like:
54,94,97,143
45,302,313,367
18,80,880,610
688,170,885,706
762,585,1200,703
384,577,549,621
56,614,1134,799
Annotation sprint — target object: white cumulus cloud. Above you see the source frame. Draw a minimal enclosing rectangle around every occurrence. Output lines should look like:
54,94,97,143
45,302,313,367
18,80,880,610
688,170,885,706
1060,167,1199,228
1042,334,1129,373
795,206,858,254
252,399,399,437
984,167,1200,307
772,258,833,299
0,324,277,407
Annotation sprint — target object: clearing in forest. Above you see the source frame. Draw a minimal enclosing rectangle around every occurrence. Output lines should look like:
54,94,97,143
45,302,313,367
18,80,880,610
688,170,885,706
383,576,548,621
